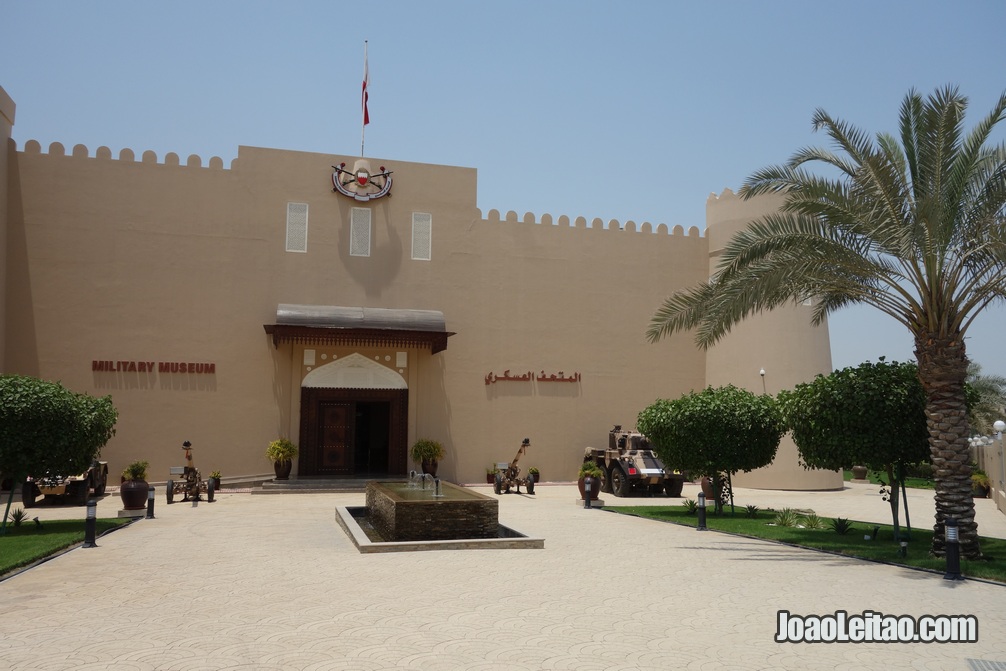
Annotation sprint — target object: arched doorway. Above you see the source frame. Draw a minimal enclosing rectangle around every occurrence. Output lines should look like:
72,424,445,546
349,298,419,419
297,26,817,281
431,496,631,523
298,354,409,477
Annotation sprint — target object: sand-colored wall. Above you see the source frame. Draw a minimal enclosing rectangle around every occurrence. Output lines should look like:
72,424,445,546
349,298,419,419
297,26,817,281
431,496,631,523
0,85,15,372
5,139,715,484
4,99,836,489
704,189,842,489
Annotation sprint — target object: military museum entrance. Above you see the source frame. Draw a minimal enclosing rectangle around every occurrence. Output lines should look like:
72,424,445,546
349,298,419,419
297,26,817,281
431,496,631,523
298,388,408,477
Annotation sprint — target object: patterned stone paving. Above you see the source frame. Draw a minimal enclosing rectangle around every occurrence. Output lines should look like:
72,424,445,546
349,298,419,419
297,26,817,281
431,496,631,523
1,482,1004,670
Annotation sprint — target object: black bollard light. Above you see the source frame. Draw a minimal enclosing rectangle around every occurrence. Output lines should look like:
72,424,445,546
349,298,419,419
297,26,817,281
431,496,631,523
82,500,98,548
584,477,592,509
146,485,155,519
899,540,908,558
697,491,707,531
943,518,963,580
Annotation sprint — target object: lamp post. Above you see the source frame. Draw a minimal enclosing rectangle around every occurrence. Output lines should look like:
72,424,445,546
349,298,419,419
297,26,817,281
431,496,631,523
943,518,962,580
995,420,1006,508
146,485,155,519
759,369,766,394
697,491,707,530
82,500,98,548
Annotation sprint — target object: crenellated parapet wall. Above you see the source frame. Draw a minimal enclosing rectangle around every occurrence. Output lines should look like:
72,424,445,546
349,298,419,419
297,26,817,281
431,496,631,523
17,139,231,170
478,208,704,238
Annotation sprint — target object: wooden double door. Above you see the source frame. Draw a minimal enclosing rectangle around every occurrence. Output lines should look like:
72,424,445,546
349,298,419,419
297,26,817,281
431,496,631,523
298,388,408,476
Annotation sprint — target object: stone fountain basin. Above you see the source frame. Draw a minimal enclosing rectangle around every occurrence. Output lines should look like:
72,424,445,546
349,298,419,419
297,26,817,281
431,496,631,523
366,480,498,541
334,480,544,553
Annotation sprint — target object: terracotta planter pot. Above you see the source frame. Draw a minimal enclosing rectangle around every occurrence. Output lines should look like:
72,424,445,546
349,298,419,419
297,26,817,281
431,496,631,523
486,473,496,484
531,473,540,483
851,465,869,480
421,460,438,477
119,479,149,510
577,476,600,501
274,460,293,480
700,477,714,500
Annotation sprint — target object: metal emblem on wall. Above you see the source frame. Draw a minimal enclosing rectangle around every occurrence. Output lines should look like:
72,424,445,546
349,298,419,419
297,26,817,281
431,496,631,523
332,159,393,202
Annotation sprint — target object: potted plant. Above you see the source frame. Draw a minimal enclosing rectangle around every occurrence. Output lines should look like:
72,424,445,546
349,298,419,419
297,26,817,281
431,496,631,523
971,468,991,498
528,466,540,483
485,465,498,485
578,461,603,502
120,460,149,510
209,470,222,491
410,439,444,477
266,439,298,481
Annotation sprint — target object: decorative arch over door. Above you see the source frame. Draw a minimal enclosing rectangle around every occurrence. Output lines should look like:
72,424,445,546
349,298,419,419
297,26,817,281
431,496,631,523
302,352,406,389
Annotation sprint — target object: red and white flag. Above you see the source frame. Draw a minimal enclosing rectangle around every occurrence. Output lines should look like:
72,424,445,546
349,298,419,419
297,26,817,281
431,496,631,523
362,43,370,126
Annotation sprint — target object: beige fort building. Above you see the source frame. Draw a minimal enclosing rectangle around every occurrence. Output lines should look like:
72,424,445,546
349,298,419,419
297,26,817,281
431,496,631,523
0,84,839,490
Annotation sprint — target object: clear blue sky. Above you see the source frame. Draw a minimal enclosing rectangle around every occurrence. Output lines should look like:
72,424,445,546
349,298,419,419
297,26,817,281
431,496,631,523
3,1,1006,378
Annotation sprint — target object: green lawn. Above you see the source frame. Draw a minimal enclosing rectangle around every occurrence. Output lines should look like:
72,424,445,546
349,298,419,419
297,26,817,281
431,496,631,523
0,518,132,577
607,505,1006,584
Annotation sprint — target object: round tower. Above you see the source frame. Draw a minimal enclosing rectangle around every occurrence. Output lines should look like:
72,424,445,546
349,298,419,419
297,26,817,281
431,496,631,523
704,189,841,490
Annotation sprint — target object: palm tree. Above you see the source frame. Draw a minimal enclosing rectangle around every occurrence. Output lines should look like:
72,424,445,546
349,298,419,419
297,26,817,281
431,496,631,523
648,86,1006,559
966,362,1006,436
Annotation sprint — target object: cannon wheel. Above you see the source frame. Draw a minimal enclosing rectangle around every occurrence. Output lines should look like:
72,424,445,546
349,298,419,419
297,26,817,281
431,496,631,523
207,479,215,503
493,473,502,495
165,479,175,505
21,482,37,508
610,467,629,498
525,474,535,495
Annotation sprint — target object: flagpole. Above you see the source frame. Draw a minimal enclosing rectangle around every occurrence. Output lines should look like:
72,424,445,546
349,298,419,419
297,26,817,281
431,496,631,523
361,40,368,157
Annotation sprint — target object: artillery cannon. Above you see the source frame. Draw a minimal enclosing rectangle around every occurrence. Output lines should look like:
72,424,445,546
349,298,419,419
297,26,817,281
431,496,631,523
493,438,535,495
165,441,214,504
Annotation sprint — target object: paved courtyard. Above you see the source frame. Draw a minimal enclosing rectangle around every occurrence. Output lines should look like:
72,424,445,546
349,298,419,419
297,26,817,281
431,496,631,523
1,481,1004,670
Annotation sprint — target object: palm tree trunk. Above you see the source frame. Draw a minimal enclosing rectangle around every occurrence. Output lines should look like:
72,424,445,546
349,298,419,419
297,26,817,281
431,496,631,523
915,333,980,559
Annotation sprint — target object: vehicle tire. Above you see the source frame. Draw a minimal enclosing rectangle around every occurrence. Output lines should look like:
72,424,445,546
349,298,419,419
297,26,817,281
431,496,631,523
70,481,89,506
665,479,684,498
207,479,215,503
493,473,502,495
599,466,613,494
21,482,37,508
93,470,107,497
525,475,535,495
166,479,175,505
610,467,629,498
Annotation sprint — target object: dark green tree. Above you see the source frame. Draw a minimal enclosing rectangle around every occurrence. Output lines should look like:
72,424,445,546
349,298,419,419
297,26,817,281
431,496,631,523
777,359,929,540
647,86,1006,558
0,375,117,533
637,385,785,514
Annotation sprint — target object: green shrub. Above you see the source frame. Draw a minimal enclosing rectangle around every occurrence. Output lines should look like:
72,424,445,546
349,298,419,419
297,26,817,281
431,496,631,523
745,504,759,518
801,512,827,530
682,499,698,515
266,438,299,462
830,517,854,535
409,439,444,463
773,508,800,527
122,460,148,481
7,507,27,527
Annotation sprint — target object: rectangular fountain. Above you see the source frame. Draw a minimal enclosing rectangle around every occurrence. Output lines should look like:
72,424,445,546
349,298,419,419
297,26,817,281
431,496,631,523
335,479,544,553
366,480,497,541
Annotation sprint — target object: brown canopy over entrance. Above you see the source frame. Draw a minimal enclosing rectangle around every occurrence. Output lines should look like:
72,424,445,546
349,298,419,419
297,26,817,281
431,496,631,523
263,304,454,353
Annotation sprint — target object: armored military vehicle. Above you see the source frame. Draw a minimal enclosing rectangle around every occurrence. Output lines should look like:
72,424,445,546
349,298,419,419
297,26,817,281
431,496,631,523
21,460,109,507
582,425,685,497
